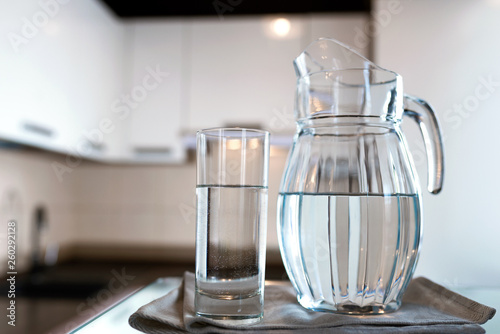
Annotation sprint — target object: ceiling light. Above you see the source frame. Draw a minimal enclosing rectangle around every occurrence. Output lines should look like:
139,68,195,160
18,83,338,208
271,18,291,37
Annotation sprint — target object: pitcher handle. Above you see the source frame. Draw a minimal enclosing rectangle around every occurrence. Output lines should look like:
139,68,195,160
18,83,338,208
403,94,444,194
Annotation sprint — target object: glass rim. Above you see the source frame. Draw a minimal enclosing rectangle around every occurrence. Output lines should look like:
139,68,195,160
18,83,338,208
197,127,270,138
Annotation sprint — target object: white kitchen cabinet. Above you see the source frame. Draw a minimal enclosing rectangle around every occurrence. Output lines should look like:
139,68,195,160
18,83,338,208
185,14,370,136
0,1,187,164
0,0,124,158
122,20,186,163
0,0,67,153
186,16,305,135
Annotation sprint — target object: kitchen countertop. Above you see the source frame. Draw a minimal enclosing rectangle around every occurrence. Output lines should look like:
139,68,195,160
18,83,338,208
69,277,183,333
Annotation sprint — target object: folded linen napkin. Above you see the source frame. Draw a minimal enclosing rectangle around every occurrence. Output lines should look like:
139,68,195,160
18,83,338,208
129,272,495,334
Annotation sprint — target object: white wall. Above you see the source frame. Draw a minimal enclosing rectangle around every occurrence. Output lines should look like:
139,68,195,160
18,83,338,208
374,0,500,287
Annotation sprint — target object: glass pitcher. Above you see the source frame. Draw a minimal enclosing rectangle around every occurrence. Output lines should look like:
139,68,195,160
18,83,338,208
277,38,444,314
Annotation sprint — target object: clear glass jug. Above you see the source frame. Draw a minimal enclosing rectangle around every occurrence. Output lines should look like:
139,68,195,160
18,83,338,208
277,38,444,314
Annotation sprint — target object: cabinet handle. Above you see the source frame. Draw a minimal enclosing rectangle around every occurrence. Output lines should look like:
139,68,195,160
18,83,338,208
22,122,54,138
133,147,171,156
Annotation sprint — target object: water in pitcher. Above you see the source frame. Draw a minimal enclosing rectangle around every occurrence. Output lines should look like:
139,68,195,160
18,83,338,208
195,185,267,320
278,192,421,314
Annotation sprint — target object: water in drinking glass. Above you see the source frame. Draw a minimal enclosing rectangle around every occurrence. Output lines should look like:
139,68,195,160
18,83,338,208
195,185,268,322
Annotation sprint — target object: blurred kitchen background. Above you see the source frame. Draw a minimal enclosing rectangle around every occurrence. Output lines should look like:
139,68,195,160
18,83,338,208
1,0,500,328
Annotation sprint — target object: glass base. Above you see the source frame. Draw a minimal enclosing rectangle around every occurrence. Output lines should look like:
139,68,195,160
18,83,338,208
300,298,402,315
195,313,263,325
195,291,263,324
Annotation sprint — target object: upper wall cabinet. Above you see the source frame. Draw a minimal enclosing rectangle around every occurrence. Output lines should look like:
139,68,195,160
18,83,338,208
185,14,370,136
0,0,124,159
121,20,186,163
186,16,305,135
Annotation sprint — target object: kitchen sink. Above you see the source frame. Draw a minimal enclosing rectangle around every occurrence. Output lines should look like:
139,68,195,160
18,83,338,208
1,268,109,299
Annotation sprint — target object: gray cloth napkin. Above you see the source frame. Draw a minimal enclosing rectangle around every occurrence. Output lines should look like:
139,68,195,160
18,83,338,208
129,272,496,334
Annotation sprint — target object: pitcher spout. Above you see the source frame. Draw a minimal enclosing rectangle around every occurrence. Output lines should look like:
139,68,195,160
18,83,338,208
294,37,379,78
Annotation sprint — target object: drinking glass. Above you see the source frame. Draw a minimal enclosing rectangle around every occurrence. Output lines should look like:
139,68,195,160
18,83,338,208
195,127,270,324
